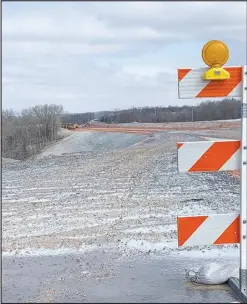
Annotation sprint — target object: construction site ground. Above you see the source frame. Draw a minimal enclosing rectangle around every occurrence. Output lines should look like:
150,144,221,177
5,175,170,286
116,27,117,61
77,119,241,134
2,120,241,303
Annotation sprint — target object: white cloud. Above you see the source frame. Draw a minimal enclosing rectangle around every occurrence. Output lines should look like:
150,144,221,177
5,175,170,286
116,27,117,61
2,2,246,112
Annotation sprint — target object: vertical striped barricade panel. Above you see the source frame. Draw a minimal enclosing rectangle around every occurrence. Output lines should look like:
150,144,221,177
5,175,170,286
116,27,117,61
177,214,240,246
177,140,241,173
177,67,242,99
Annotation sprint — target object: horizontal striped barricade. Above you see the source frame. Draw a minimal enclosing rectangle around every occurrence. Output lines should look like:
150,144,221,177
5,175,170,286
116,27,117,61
178,67,242,99
177,140,241,173
177,214,240,246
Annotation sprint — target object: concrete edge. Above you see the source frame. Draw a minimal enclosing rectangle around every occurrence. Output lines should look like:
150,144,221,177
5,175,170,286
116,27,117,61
228,277,247,303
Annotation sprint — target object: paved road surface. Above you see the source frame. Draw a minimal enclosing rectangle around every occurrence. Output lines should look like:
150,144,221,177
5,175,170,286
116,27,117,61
187,127,240,140
2,250,238,303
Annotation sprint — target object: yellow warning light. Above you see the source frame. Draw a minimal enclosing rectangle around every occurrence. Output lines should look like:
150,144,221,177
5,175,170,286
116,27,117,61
202,40,230,80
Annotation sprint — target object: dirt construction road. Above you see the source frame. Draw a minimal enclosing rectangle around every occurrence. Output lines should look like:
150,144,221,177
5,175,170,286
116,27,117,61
2,125,241,303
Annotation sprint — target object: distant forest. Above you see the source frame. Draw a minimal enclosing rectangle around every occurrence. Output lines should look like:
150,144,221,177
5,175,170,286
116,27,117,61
61,98,241,124
2,98,241,161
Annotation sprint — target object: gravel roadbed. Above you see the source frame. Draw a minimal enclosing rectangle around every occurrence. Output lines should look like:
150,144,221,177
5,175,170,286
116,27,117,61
2,131,240,257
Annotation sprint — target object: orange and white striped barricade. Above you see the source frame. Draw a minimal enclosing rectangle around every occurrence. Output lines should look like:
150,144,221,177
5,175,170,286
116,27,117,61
177,140,241,172
178,67,242,99
177,214,240,247
176,40,246,302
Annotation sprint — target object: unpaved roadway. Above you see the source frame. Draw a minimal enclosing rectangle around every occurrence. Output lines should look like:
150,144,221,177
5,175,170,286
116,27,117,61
2,125,241,303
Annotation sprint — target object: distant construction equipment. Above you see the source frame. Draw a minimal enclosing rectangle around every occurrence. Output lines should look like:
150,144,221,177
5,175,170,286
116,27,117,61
61,123,79,130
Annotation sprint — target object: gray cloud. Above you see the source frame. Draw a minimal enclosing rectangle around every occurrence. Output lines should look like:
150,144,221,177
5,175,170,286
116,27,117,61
3,2,246,112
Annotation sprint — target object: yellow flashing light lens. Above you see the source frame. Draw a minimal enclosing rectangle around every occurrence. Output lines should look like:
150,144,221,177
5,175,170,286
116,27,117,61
202,40,229,68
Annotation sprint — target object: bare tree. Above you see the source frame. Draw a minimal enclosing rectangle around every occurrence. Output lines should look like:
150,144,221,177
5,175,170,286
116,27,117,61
2,104,64,160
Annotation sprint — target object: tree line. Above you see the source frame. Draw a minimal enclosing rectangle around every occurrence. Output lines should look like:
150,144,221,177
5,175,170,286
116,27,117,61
99,98,241,123
2,104,64,160
3,98,241,160
61,98,241,125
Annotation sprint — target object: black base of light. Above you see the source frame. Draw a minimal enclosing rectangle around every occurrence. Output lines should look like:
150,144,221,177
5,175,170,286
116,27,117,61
228,277,247,303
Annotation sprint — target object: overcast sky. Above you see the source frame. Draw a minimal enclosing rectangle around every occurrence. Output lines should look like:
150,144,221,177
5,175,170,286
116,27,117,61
3,1,247,113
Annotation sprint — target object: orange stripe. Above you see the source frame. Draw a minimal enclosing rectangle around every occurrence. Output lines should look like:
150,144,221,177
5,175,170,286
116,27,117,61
178,69,191,82
214,215,240,244
196,67,242,98
188,141,240,172
177,143,183,149
177,216,208,246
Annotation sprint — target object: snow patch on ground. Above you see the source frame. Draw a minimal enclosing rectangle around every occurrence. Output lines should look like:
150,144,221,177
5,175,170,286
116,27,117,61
2,131,240,258
2,244,99,257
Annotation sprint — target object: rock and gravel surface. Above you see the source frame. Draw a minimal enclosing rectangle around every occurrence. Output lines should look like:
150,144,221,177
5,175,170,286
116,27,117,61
2,130,240,257
2,128,242,303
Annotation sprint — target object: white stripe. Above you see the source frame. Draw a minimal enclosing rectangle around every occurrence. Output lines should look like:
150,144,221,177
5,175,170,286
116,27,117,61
178,68,209,99
183,214,238,246
178,141,213,172
220,147,241,171
227,81,243,98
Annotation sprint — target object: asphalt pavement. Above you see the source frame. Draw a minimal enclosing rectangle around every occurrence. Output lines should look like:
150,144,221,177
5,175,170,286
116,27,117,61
187,128,240,140
2,250,239,303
